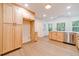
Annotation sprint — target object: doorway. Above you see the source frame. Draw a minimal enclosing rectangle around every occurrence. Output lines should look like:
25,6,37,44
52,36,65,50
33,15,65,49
23,18,35,43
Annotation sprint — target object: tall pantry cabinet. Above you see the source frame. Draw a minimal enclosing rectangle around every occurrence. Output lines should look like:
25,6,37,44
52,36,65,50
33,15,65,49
0,4,23,55
0,4,3,55
13,5,23,49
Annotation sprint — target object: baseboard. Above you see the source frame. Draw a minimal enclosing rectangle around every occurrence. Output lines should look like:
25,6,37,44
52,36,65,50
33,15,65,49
1,47,21,56
23,41,31,45
63,42,75,46
49,39,63,43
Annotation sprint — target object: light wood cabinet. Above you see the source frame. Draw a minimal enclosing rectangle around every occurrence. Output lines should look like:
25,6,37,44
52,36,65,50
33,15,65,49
30,21,35,42
0,4,23,55
3,4,23,54
49,32,65,42
51,32,57,41
75,34,79,49
13,6,23,24
0,4,3,55
3,4,13,24
0,3,34,55
3,4,23,24
14,25,22,49
13,5,23,49
34,32,38,42
48,32,52,39
0,21,2,55
3,24,15,54
76,38,79,49
57,32,64,42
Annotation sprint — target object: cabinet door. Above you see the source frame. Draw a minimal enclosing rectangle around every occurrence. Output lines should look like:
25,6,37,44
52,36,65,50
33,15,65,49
0,4,2,55
77,40,79,49
76,39,79,49
49,32,52,39
14,25,22,49
57,32,64,42
3,4,13,24
52,32,57,40
13,6,23,24
3,24,14,53
75,34,79,49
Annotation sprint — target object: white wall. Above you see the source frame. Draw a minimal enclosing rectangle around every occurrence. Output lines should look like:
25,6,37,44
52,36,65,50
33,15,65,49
35,20,44,37
35,20,51,37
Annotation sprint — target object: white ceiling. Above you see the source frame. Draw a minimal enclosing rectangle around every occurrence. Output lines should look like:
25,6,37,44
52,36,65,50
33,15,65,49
19,3,79,20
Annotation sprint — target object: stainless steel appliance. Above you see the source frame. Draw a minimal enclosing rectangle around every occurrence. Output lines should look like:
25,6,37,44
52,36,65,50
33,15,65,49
64,32,76,45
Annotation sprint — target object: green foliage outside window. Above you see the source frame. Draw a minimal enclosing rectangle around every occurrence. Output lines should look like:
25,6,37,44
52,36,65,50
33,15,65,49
48,23,53,32
72,20,79,32
57,23,65,31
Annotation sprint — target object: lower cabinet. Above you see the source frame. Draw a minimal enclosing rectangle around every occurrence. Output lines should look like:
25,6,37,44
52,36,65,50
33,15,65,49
75,34,79,49
2,24,22,54
14,25,22,49
76,39,79,49
51,32,57,41
3,24,15,54
0,23,2,55
57,32,64,42
34,32,38,42
48,32,52,39
49,32,65,42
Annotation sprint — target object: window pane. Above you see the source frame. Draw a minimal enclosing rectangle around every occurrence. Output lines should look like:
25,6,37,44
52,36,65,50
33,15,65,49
72,21,79,26
48,23,53,31
73,27,79,32
57,23,65,31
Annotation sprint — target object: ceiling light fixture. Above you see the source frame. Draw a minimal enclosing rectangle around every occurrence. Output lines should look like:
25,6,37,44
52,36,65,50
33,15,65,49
45,4,52,9
43,14,46,17
24,4,29,7
67,6,71,10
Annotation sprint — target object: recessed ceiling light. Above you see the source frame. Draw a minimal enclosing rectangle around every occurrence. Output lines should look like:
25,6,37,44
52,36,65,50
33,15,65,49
43,14,46,17
67,6,71,10
45,4,52,9
24,4,29,7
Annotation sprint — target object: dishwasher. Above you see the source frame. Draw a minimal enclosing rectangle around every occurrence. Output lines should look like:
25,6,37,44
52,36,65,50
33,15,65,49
64,32,76,45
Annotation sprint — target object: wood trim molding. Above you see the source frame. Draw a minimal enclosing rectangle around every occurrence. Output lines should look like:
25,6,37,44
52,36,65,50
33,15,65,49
23,18,34,22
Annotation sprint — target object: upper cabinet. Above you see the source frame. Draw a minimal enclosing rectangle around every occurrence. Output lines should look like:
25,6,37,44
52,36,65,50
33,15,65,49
3,4,13,24
13,6,23,24
0,4,2,23
3,4,23,24
3,4,35,24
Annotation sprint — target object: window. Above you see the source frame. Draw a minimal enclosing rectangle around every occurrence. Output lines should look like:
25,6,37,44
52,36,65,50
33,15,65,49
72,21,79,32
48,23,53,31
57,23,65,31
